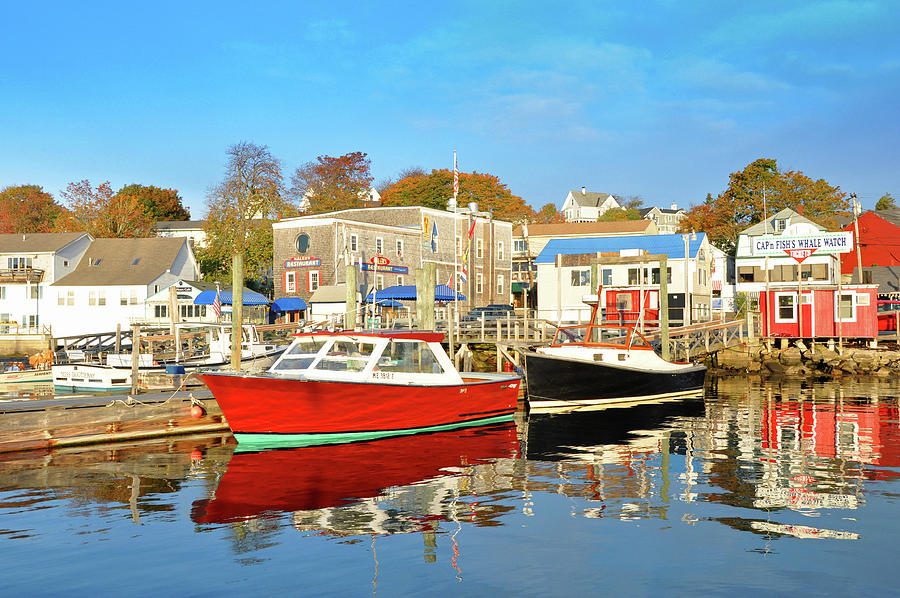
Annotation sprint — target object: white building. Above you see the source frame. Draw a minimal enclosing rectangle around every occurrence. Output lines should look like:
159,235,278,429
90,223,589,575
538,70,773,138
153,220,207,249
0,232,93,333
533,233,713,323
561,188,622,222
639,205,688,234
49,237,199,337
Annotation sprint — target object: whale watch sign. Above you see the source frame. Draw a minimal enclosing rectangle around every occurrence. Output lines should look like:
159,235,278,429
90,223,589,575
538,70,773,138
751,232,853,263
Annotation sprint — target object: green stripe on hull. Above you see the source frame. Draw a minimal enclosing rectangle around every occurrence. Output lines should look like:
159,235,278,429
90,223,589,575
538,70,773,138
234,414,514,452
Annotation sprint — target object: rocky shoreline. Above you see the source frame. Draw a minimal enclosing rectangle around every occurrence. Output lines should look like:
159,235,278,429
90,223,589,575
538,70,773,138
712,340,900,378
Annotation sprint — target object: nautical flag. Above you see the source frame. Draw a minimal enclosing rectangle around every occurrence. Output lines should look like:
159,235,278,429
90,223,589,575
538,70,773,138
453,150,459,200
460,265,468,285
431,221,438,253
212,288,222,318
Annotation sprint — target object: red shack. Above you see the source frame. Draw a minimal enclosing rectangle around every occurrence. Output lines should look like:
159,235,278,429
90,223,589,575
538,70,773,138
759,285,878,338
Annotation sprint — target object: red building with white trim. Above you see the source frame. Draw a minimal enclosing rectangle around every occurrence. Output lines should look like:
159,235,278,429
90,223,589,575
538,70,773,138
758,285,878,338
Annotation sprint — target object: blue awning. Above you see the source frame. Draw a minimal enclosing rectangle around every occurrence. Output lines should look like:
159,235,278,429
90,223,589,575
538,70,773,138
270,297,308,313
193,290,269,306
364,284,465,303
372,298,404,308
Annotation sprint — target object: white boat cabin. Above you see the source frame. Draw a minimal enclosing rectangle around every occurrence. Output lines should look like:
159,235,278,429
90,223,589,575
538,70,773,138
268,331,464,385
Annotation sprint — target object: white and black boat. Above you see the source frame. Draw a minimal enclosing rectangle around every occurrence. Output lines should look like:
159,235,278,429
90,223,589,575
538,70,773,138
524,293,706,410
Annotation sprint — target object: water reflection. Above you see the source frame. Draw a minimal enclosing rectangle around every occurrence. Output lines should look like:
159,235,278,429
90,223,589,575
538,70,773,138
1,376,900,593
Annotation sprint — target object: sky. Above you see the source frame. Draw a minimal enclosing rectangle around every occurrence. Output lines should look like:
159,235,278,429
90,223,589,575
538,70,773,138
1,1,898,218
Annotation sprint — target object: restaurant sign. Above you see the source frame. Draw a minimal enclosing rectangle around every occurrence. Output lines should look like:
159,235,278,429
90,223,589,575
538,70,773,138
360,263,409,274
284,256,321,268
751,232,853,257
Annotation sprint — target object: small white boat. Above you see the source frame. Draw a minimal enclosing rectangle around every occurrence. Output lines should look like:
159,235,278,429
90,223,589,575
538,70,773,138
51,324,286,392
0,366,53,385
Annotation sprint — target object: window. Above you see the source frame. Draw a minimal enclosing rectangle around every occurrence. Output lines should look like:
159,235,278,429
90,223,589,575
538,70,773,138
651,268,672,284
698,269,706,286
308,270,320,292
98,291,105,306
602,269,612,285
67,291,74,306
570,270,590,287
497,274,504,295
89,290,97,306
615,293,632,311
857,294,870,306
130,291,138,305
476,273,483,294
155,305,167,318
497,241,504,260
513,239,527,252
377,340,445,374
132,258,140,266
397,275,404,286
738,266,754,283
8,257,32,269
376,275,384,291
296,233,310,254
121,290,129,306
774,219,786,232
838,293,854,321
285,271,297,293
776,293,796,322
349,234,358,252
375,237,384,255
476,238,483,258
0,287,5,300
29,285,42,299
628,268,639,285
396,239,403,257
456,235,462,256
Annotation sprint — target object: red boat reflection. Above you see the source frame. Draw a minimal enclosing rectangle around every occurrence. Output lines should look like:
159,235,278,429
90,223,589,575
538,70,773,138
191,423,519,526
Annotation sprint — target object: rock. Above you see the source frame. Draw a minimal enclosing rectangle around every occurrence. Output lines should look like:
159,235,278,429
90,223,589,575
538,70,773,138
747,361,762,372
783,365,803,376
718,348,751,369
876,367,893,377
780,347,803,366
764,359,785,374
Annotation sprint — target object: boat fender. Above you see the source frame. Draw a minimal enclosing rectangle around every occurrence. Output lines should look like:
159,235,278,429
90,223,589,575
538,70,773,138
190,404,205,418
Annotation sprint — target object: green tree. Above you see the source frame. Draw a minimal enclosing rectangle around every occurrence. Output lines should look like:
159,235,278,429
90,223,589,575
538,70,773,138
532,203,565,223
680,159,850,253
116,184,191,221
598,197,643,222
291,151,374,214
380,168,531,222
0,185,65,233
200,142,296,284
875,193,897,210
59,180,155,238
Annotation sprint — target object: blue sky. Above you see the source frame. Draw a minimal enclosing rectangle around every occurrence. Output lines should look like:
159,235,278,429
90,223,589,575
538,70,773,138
1,1,897,217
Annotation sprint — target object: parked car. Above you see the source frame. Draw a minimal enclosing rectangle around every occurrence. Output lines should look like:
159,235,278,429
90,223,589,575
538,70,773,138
461,305,515,323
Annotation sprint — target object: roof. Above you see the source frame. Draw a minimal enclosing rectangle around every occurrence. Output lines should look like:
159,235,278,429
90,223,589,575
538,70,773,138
850,266,900,294
740,208,824,236
271,297,308,312
639,206,685,216
310,284,349,303
513,221,655,237
567,190,617,208
52,237,187,286
871,209,900,228
364,284,466,302
534,233,707,264
0,232,90,253
194,289,269,305
153,220,206,231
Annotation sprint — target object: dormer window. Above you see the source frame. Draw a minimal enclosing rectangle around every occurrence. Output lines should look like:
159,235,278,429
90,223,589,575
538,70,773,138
774,219,786,233
132,258,141,266
89,258,101,266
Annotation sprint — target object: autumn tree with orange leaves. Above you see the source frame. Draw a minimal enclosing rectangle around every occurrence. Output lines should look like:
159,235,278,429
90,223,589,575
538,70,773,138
380,169,531,222
0,185,66,233
680,158,850,253
116,184,191,221
291,151,374,214
59,180,155,238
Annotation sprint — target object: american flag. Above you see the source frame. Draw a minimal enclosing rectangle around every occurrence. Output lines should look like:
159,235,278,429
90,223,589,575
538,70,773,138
212,288,222,318
453,150,459,200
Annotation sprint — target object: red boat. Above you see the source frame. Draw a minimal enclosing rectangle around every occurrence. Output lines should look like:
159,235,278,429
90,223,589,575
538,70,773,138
200,330,521,449
191,422,519,527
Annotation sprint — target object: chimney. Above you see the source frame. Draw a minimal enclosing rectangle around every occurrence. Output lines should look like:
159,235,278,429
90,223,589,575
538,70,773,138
670,202,677,210
581,186,586,195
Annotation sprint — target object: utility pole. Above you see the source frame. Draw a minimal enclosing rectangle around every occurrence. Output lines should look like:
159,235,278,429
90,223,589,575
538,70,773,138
852,193,863,283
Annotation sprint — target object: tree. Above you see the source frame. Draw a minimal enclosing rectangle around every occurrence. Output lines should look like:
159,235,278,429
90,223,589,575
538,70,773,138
200,142,295,283
291,151,374,214
680,159,850,253
116,184,191,221
532,203,565,224
380,168,531,222
59,180,155,238
0,185,66,233
598,197,643,222
876,193,897,210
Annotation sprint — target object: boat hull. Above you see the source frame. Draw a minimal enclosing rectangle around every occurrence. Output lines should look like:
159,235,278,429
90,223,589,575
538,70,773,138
0,368,52,384
524,351,706,407
200,372,520,441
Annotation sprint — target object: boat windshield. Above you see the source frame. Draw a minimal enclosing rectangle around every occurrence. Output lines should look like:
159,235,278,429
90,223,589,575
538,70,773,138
313,339,377,372
271,336,328,371
375,340,445,374
553,325,648,348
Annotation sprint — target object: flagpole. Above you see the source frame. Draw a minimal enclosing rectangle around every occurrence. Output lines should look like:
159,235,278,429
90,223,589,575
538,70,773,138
453,150,459,343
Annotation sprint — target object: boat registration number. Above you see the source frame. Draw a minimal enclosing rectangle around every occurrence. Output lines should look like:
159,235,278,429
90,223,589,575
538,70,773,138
372,371,395,380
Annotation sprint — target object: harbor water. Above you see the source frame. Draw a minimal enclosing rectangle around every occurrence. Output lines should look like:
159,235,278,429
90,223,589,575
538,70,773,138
1,375,899,596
